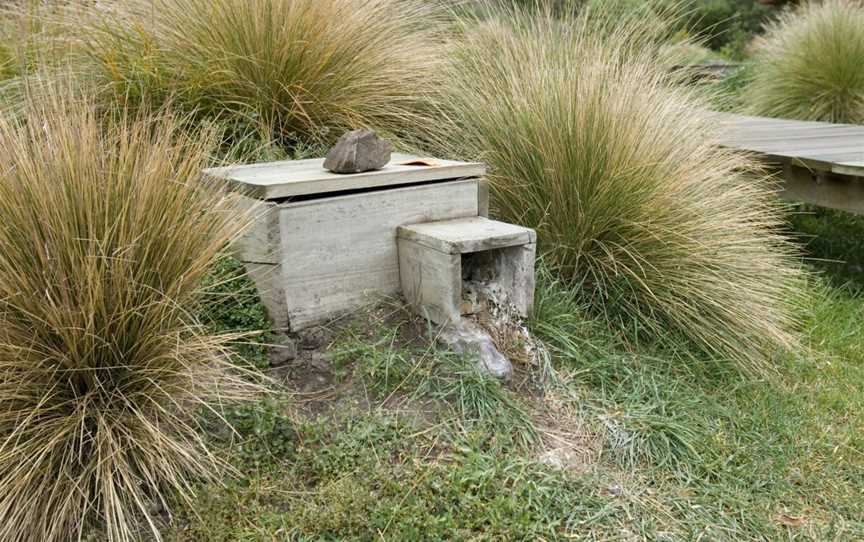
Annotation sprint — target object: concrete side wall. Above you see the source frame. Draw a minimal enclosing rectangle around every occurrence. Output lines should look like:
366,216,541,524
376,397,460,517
464,243,536,319
277,179,480,330
398,238,463,325
233,197,281,264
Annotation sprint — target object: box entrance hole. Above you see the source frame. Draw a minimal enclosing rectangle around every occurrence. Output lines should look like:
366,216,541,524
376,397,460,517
397,217,537,326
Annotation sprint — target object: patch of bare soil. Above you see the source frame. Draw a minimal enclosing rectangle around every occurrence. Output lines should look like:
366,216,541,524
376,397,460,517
262,300,603,473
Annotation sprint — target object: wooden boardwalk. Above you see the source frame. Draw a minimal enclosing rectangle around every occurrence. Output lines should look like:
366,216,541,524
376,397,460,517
710,112,864,213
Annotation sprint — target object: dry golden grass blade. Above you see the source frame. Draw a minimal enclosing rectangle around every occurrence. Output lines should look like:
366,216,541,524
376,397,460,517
67,0,449,148
743,0,864,124
0,85,262,542
430,3,807,375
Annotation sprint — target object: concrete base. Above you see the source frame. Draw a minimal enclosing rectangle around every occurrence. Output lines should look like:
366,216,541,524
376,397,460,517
397,217,536,326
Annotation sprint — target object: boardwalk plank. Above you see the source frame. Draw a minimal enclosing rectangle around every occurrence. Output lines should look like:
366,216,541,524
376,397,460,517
711,112,864,178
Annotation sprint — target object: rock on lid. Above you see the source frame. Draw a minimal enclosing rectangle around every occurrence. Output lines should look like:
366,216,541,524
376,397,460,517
323,129,392,174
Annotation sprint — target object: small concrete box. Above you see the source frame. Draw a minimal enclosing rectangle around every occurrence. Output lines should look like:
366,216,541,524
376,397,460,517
397,217,536,325
205,154,489,331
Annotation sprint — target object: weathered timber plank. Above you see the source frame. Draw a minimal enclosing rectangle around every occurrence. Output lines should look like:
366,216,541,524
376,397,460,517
730,144,864,160
778,164,864,215
232,197,281,264
478,178,490,218
242,262,291,331
205,153,485,200
726,132,864,145
710,111,864,178
398,237,462,325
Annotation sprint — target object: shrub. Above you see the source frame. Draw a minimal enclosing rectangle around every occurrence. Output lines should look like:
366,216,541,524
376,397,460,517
0,90,261,542
432,8,807,375
74,0,447,149
682,0,781,59
742,0,864,124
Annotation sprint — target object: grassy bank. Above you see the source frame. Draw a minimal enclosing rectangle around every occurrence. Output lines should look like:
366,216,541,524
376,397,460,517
162,265,864,541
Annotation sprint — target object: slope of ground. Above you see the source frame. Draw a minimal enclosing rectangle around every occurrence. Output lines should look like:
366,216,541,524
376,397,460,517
161,262,864,541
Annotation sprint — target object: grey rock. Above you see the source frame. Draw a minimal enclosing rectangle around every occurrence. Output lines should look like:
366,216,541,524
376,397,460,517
438,320,512,381
538,448,585,471
323,129,392,174
306,351,332,372
267,334,297,366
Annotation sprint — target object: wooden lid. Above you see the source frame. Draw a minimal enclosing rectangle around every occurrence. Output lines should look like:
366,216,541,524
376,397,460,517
204,153,485,200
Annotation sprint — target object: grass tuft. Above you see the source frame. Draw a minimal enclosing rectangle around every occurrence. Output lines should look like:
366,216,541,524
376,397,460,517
166,275,864,540
743,0,864,124
0,1,74,81
0,90,261,542
432,6,807,375
73,0,448,149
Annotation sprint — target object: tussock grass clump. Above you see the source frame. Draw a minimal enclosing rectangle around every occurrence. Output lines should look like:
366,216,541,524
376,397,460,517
743,0,864,124
0,5,38,80
0,93,260,542
434,8,806,374
0,2,70,80
76,0,447,147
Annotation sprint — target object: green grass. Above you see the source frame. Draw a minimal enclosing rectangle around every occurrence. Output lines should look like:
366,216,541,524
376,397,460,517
162,267,864,541
168,413,597,541
330,309,540,450
534,272,864,540
199,257,272,370
679,0,780,60
789,205,864,288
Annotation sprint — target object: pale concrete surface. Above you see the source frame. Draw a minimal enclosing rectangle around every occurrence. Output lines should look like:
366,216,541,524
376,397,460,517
219,153,486,331
205,153,486,200
398,238,462,325
279,180,480,330
397,217,536,326
397,217,536,254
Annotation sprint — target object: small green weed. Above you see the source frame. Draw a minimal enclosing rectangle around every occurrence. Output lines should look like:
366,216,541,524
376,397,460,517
200,256,271,369
223,396,298,467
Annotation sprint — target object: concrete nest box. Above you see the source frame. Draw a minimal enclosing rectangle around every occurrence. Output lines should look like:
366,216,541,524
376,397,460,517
205,153,536,346
397,217,536,326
